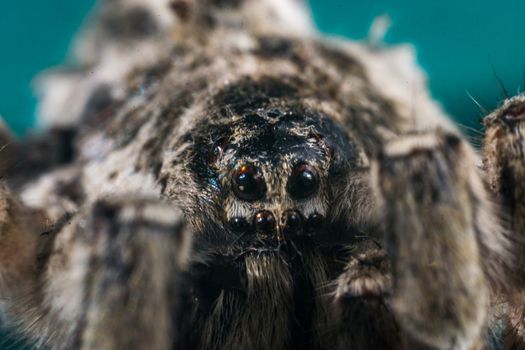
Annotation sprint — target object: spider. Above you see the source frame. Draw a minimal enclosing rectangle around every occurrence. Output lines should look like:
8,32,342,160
0,0,523,349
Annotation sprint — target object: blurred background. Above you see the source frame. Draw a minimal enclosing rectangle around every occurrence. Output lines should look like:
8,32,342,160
1,0,525,137
0,0,524,347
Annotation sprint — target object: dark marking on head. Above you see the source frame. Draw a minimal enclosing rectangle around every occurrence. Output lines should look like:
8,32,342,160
50,128,78,164
130,60,173,91
103,6,160,39
315,43,367,80
171,0,244,29
170,0,191,21
81,84,116,123
92,200,119,228
212,76,301,115
56,175,85,207
254,36,295,58
186,55,214,72
205,0,244,9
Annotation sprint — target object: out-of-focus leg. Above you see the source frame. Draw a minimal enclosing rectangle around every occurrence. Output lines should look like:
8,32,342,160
483,95,525,349
371,130,507,350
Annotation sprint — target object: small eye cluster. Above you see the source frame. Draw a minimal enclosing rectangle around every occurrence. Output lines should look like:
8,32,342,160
229,162,323,237
230,209,324,237
232,163,319,202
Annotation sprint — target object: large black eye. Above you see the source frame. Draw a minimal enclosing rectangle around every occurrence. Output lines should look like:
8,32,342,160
288,163,319,199
232,164,266,201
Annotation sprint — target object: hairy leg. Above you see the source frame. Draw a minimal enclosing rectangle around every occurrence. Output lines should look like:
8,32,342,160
333,239,403,350
0,183,45,300
484,95,525,283
0,195,192,349
370,130,508,349
483,94,525,349
74,198,192,350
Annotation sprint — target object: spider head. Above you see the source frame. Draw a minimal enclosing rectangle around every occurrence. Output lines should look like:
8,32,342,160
175,77,370,249
194,106,365,246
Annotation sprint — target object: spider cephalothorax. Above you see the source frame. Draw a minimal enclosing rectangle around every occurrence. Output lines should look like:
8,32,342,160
0,0,523,349
186,99,365,252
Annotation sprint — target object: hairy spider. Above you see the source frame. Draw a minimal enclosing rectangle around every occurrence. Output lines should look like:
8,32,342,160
0,0,523,349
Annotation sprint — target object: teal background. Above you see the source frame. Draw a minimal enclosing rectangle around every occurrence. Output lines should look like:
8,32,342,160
310,0,525,137
0,0,95,134
1,0,525,136
0,0,524,347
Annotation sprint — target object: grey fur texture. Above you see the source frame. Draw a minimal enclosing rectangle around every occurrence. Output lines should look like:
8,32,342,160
0,0,521,349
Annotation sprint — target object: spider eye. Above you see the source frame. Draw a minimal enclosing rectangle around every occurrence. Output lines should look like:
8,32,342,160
232,164,266,201
288,164,319,199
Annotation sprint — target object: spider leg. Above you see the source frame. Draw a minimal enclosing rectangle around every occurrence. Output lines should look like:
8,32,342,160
73,198,192,350
0,195,193,350
333,239,402,349
0,183,45,300
483,95,525,349
371,130,505,349
483,96,525,283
